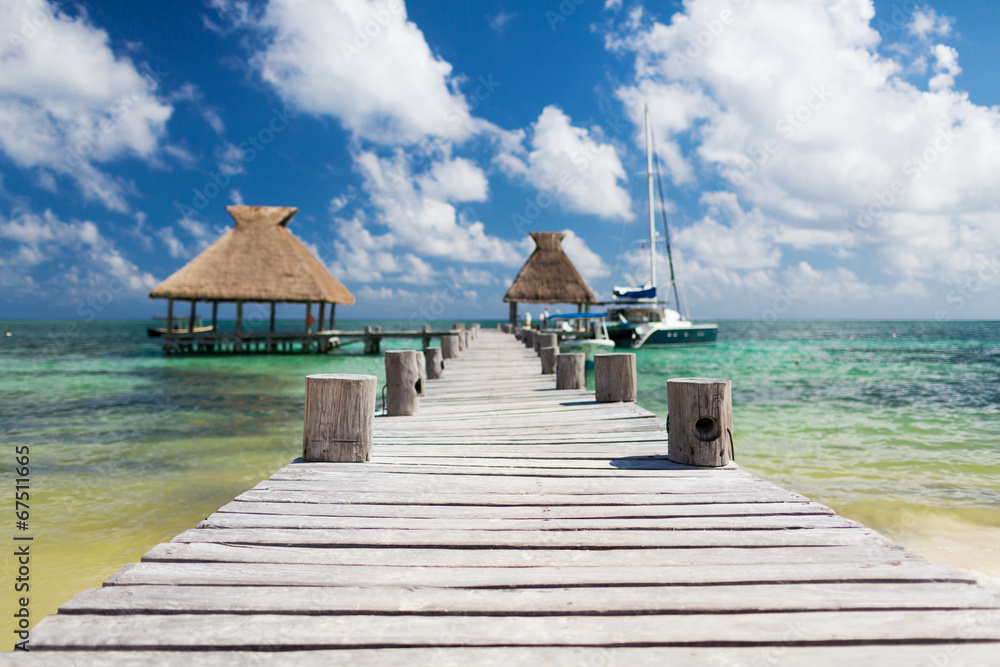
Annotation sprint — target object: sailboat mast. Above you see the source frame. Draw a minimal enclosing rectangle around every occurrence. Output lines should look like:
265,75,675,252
644,103,657,291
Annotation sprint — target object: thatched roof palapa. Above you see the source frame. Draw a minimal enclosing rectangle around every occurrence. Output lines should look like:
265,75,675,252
149,206,354,305
504,231,597,305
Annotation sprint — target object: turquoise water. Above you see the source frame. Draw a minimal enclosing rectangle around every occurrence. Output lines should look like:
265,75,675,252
2,319,999,647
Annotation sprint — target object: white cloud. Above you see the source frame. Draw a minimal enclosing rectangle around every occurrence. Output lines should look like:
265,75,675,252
155,215,223,259
496,105,634,221
0,0,173,211
908,8,953,40
351,149,522,265
488,10,517,33
560,228,611,280
250,0,477,144
416,156,488,203
608,0,1000,316
929,43,960,91
0,208,157,304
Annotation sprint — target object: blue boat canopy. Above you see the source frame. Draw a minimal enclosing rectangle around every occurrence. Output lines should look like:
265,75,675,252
547,312,608,320
612,285,656,300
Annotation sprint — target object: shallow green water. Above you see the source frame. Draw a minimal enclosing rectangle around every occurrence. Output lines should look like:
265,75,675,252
2,319,998,647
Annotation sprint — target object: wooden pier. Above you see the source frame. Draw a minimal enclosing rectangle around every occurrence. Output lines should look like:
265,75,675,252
161,327,460,355
26,330,1000,664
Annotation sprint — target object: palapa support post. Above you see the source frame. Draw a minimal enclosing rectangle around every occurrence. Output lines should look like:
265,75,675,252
667,378,733,467
269,302,276,332
594,353,637,403
415,350,427,396
302,373,376,462
188,300,197,333
508,301,517,325
441,334,460,359
540,346,559,375
384,350,421,416
425,347,443,379
535,333,557,356
556,353,585,390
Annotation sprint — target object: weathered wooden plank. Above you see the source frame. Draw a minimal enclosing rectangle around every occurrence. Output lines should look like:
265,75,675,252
61,582,1000,615
141,541,938,569
198,512,860,531
253,476,776,493
170,526,891,548
234,489,810,505
19,645,1000,667
31,609,1000,649
217,500,834,519
109,561,976,589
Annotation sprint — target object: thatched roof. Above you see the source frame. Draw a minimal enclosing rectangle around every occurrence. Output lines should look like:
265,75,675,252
503,231,597,305
149,206,355,304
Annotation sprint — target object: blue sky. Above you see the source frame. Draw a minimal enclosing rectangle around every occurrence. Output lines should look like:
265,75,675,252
2,0,999,321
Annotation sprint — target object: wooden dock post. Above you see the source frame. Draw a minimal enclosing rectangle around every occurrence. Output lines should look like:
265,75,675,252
463,330,471,349
441,334,460,359
667,378,733,467
522,329,535,349
540,345,559,375
425,346,443,379
302,373,376,462
534,333,557,355
556,352,585,390
415,350,427,396
594,353,637,403
384,350,421,416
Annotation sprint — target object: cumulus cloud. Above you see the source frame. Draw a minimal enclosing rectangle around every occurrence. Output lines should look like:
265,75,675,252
496,106,634,221
0,208,157,305
607,0,1000,316
324,150,522,279
0,0,173,211
251,0,477,144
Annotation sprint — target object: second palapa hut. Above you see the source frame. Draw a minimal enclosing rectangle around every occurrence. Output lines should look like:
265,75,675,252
149,205,354,353
503,231,598,324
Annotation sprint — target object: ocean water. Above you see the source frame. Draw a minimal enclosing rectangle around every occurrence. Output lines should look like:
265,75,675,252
1,318,998,648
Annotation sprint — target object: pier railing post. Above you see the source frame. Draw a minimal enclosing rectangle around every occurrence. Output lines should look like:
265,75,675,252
523,329,535,349
441,334,460,359
425,346,443,379
540,346,559,375
415,350,427,396
594,353,637,403
556,353,585,390
667,378,733,467
535,333,557,356
385,350,421,416
303,374,376,462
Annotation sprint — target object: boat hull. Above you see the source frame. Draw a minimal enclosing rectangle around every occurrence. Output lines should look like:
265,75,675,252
638,324,717,347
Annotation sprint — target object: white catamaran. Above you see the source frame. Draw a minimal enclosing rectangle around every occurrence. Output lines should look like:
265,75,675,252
603,105,718,348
